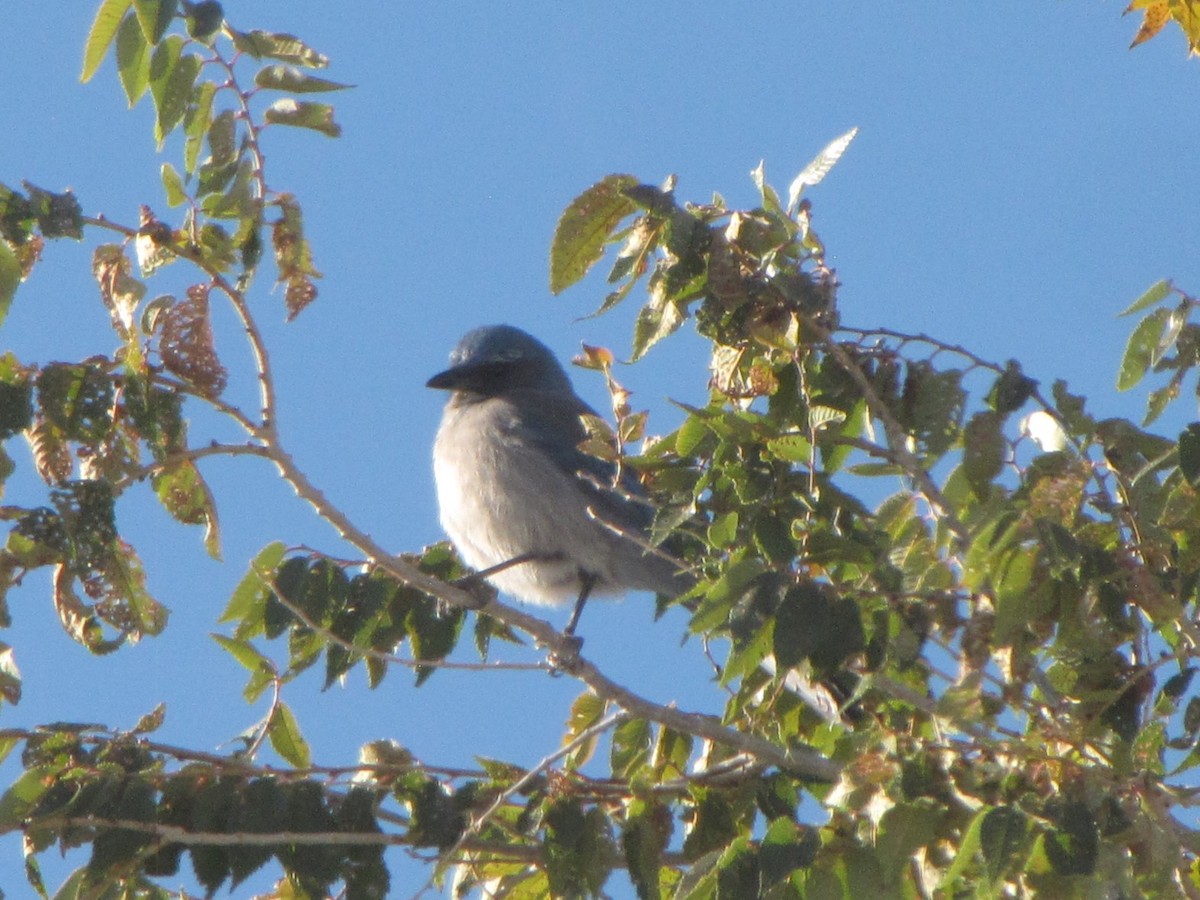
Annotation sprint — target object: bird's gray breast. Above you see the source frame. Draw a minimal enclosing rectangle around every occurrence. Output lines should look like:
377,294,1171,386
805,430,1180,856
432,397,618,606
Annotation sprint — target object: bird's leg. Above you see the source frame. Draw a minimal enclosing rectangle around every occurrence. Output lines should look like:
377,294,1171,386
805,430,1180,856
563,571,597,638
549,572,596,674
459,551,551,584
453,551,562,607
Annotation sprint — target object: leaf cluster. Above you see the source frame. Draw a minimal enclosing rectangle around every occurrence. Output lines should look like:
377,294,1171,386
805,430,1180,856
2,5,1200,899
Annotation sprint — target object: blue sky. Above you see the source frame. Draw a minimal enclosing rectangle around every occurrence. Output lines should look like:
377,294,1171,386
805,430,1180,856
1,3,1198,896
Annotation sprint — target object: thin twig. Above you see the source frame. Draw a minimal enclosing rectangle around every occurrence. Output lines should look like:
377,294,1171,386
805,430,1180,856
412,709,628,900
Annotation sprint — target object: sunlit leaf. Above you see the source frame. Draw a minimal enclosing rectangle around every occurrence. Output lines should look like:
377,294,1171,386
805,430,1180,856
268,702,311,767
132,0,177,44
786,127,858,212
563,690,606,770
1117,307,1169,391
115,11,152,105
160,162,188,207
0,642,20,705
1129,1,1171,47
0,240,20,327
254,64,353,94
1119,278,1173,316
263,98,342,137
82,0,134,83
183,80,216,175
152,457,221,559
550,174,639,295
131,701,166,734
231,29,330,67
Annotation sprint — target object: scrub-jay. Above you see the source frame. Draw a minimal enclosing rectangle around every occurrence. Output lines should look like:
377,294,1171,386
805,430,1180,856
427,325,690,635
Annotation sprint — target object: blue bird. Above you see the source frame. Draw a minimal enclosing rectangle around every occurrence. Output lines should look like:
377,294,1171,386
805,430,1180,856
427,325,690,635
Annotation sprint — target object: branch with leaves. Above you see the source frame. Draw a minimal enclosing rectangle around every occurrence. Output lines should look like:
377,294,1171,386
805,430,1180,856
2,3,1200,899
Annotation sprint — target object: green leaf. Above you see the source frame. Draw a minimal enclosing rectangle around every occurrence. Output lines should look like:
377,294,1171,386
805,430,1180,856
0,240,20,326
1117,307,1169,391
183,80,216,175
132,701,166,734
543,800,614,899
563,690,606,770
211,632,276,697
263,98,342,137
407,597,463,685
231,29,330,67
0,735,18,769
938,806,986,892
115,12,152,105
706,510,738,548
715,836,760,895
160,162,188,207
200,158,255,219
152,457,221,558
550,174,639,294
986,360,1038,414
228,778,282,887
623,800,671,897
1119,278,1173,316
979,805,1026,882
133,0,177,44
253,64,353,94
23,182,84,240
1180,424,1200,488
105,541,169,636
610,717,651,778
750,160,784,217
962,411,1004,498
765,433,812,463
82,0,134,82
149,36,201,145
267,701,311,768
1042,801,1098,876
876,801,940,885
0,642,20,706
631,293,685,361
674,413,710,457
760,817,818,884
773,582,864,673
185,1,224,42
0,766,52,828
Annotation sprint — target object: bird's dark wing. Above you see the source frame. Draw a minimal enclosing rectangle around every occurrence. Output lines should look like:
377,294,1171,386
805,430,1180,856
503,388,656,534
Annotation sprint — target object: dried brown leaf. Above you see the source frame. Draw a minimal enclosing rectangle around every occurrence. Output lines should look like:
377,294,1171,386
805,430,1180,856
159,284,228,397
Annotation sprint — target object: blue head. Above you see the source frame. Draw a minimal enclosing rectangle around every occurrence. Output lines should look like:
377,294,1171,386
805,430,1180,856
427,325,574,397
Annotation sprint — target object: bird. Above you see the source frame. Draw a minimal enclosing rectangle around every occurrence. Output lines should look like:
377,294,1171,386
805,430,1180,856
427,324,691,636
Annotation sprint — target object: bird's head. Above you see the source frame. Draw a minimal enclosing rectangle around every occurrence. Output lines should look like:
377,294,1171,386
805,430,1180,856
427,325,573,398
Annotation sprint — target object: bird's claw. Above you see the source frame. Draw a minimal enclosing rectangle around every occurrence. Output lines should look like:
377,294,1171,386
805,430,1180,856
548,633,584,674
451,574,497,610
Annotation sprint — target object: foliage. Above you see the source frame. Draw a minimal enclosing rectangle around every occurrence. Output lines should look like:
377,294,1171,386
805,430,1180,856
0,3,1198,899
1126,0,1200,53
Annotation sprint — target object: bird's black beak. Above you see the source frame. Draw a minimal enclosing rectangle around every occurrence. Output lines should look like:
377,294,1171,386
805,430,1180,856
426,366,464,390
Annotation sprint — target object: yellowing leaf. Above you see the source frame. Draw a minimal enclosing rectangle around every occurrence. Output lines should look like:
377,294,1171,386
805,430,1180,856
1129,1,1170,48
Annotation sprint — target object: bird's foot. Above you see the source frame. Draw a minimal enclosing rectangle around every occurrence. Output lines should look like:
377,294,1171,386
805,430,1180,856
450,574,497,610
548,632,584,675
